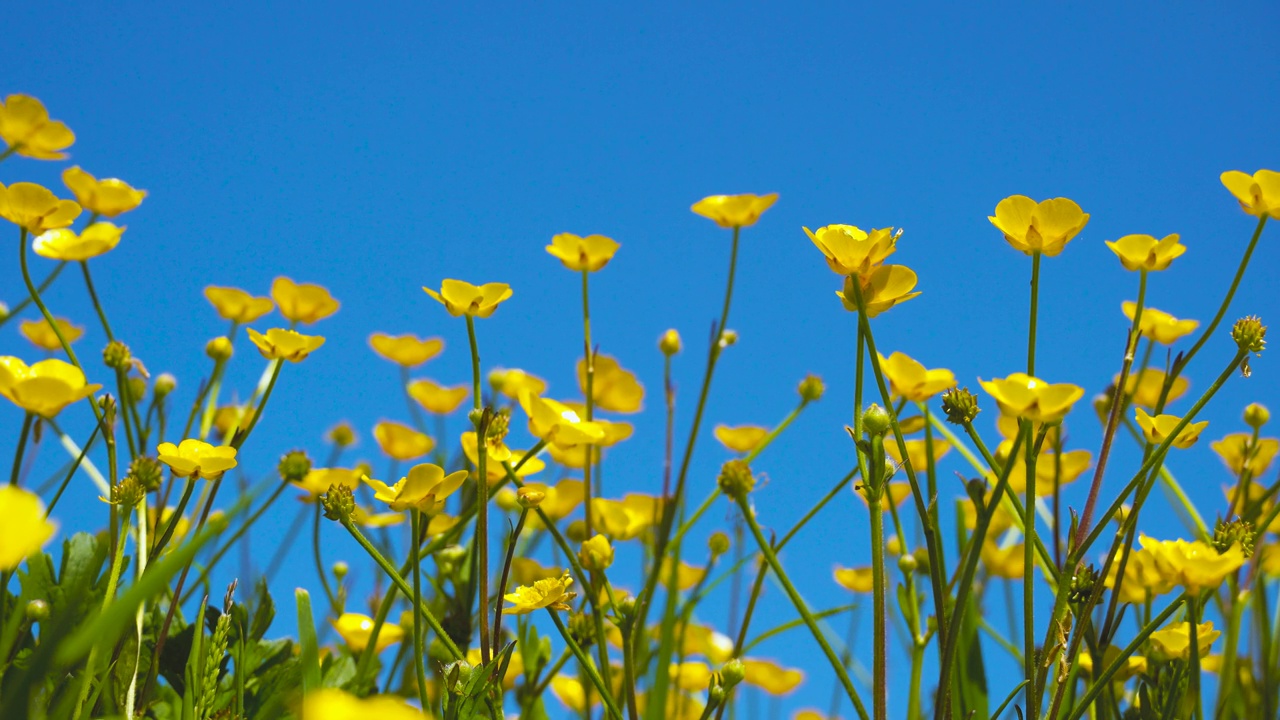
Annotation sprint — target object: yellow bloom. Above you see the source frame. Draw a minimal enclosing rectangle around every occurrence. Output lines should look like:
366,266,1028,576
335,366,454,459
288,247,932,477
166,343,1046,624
0,357,101,417
980,541,1025,579
993,449,1093,495
1148,621,1220,661
31,222,124,261
423,279,512,318
677,624,735,664
293,467,362,499
714,424,769,454
211,404,252,439
61,167,146,217
368,333,443,367
363,463,467,513
804,224,900,276
691,193,779,228
979,373,1084,423
834,566,874,593
1076,648,1147,683
0,485,57,571
578,354,644,413
579,534,615,571
1211,433,1278,477
1104,546,1176,603
19,317,83,351
510,557,564,587
1105,233,1186,272
836,265,921,317
591,495,662,541
351,505,408,528
246,328,325,362
880,352,955,402
546,417,632,467
669,661,714,692
0,182,80,233
271,277,339,325
1122,302,1198,344
546,233,621,272
988,195,1090,257
502,573,576,614
489,367,547,400
461,433,545,484
794,710,838,720
407,378,469,414
1220,169,1280,218
203,286,274,323
1134,408,1207,449
885,437,952,471
1139,536,1245,592
1118,368,1189,409
372,421,434,461
0,95,74,160
299,689,427,720
657,558,706,591
156,439,238,479
742,658,804,695
519,392,605,448
330,613,404,653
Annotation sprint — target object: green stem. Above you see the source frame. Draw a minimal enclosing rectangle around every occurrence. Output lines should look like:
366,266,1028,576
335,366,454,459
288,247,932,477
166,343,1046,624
9,412,33,486
547,609,622,720
231,359,282,449
80,260,115,341
72,507,133,720
0,261,66,328
312,504,339,613
1064,596,1185,720
46,424,100,515
1021,421,1038,712
465,315,491,664
410,511,430,711
868,461,888,720
180,480,291,604
1028,251,1041,376
1177,215,1267,371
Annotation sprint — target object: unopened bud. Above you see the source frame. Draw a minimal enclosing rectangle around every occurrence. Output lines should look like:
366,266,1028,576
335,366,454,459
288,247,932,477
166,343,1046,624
1232,315,1266,354
332,561,349,580
278,450,312,484
517,487,545,509
798,374,826,402
206,337,233,361
1244,403,1270,430
717,459,755,499
327,422,356,447
127,455,164,492
321,484,355,522
579,534,615,571
862,404,891,437
659,329,682,356
718,329,738,348
153,373,177,398
26,599,49,622
708,531,730,557
103,340,132,370
898,553,918,574
126,376,147,404
568,611,595,648
719,659,746,688
941,387,979,425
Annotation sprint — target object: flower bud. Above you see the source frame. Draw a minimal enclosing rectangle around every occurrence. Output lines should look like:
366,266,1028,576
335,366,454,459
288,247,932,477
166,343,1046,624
205,336,233,361
941,387,979,425
797,374,826,402
862,403,891,437
719,659,746,688
708,531,730,557
278,450,312,484
659,329,682,356
104,477,146,507
467,408,485,428
1232,315,1266,354
911,547,931,575
568,611,596,648
126,376,147,404
707,685,727,707
717,459,755,499
718,329,739,348
26,599,49,622
897,553,918,574
332,561,349,580
1213,518,1255,558
153,373,177,398
517,487,545,509
1244,403,1270,429
886,536,903,556
127,455,164,492
442,659,474,695
579,534,615,571
103,340,132,370
322,484,355,522
326,422,356,447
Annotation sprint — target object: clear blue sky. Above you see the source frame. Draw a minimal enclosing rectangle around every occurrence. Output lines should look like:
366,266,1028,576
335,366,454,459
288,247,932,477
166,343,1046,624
3,3,1278,717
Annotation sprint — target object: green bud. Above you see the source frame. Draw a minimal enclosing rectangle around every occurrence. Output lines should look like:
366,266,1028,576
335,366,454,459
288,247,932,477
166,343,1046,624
127,455,164,492
332,561,349,580
1213,518,1255,559
568,611,595,648
708,531,731,557
941,387,980,425
102,340,132,370
719,659,746,688
797,374,826,402
126,376,147,404
327,422,356,447
717,459,755,499
1232,315,1267,354
277,449,312,484
26,599,49,622
153,373,177,398
321,484,355,522
443,659,474,695
897,553,918,575
862,403,891,437
1244,403,1270,430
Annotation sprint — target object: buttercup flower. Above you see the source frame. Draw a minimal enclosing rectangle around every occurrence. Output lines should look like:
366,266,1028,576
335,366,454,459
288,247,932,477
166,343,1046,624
0,95,74,160
657,558,706,591
423,279,512,318
330,613,404,653
980,541,1025,579
368,333,443,367
271,277,339,325
742,658,804,695
246,328,325,362
1117,368,1188,409
547,417,632,467
989,195,1089,257
204,286,274,323
61,166,146,217
1139,536,1245,592
1122,302,1198,344
1105,233,1186,272
805,224,900,276
156,439,238,479
460,429,511,464
19,317,83,351
1211,433,1278,477
590,495,663,541
300,689,426,720
880,352,955,402
407,378,469,414
32,222,124,261
519,393,605,447
546,233,621,272
579,534,615,571
0,182,80,233
293,467,362,499
691,193,778,228
1148,621,1220,661
1135,408,1207,449
1220,170,1280,218
363,463,467,513
1104,546,1176,603
503,573,576,614
836,265,921,317
0,485,58,571
578,354,644,413
372,421,434,461
714,425,769,454
979,373,1084,423
834,566,874,593
659,329,682,355
993,449,1093,495
0,357,101,417
490,367,547,400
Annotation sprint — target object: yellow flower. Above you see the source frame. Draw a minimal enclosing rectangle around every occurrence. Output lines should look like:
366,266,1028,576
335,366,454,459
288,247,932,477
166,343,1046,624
546,233,621,272
156,439,238,479
1076,648,1147,683
467,647,525,690
0,357,101,417
1139,536,1245,592
834,566,874,593
1134,408,1207,449
351,506,408,528
578,354,644,413
461,433,545,484
988,195,1090,257
210,404,252,439
714,424,769,454
546,417,632,467
61,167,146,217
203,286,274,323
330,613,404,653
19,317,83,351
0,95,74,160
980,541,1025,579
880,352,955,402
246,328,325,362
489,367,547,400
836,265,921,317
423,279,512,318
517,479,584,529
657,558,706,591
510,558,564,587
992,449,1093,495
299,689,427,720
502,573,576,614
677,624,734,664
407,378,469,414
31,222,124,261
979,373,1084,423
885,437,952,471
519,393,605,448
363,463,467,513
1211,433,1278,477
1118,368,1188,409
804,224,900,276
591,495,662,541
742,658,804,695
1122,302,1198,344
0,182,81,233
0,485,57,571
1104,546,1175,604
691,193,779,228
368,333,443,367
1220,169,1280,218
579,534,615,571
1148,621,1220,661
1104,233,1186,272
293,467,361,499
372,421,434,461
669,661,714,692
271,277,340,325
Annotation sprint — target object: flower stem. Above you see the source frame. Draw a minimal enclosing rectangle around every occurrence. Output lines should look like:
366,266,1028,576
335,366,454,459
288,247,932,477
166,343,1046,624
80,260,115,341
868,468,888,720
232,359,282,449
465,315,492,664
1177,215,1267,372
1028,251,1041,376
8,412,33,487
410,511,430,711
0,261,66,329
72,506,133,720
546,609,623,720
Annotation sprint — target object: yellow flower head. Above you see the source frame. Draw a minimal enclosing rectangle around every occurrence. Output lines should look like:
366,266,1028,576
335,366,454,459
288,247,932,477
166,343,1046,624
1211,433,1279,477
372,421,434,461
1104,546,1176,604
590,495,663,541
1221,169,1280,219
489,367,547,400
980,541,1025,579
578,354,644,413
658,558,706,591
979,373,1083,423
1122,302,1198,345
61,166,146,217
545,417,632,467
19,317,83,352
519,392,606,448
299,689,426,720
0,356,101,417
579,534,615,571
423,279,512,318
1117,368,1189,409
271,277,339,325
1139,536,1245,592
989,195,1089,257
833,566,874,593
0,95,74,160
363,463,467,513
714,424,769,454
368,333,443,367
991,448,1092,495
204,286,274,324
246,328,325,362
293,467,361,499
407,378,469,415
804,224,900,277
1134,408,1207,449
1149,621,1220,662
691,193,779,228
546,233,621,272
32,222,124,262
510,557,564,587
0,485,58,571
880,352,955,402
669,661,714,692
1105,233,1186,272
836,265,921,317
460,428,512,466
330,613,404,653
742,658,804,695
156,439,238,479
0,182,81,234
1076,648,1148,683
502,573,576,614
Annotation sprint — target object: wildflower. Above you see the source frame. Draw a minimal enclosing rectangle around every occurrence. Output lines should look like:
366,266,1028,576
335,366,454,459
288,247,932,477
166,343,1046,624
210,404,251,439
1135,408,1207,449
489,367,547,400
993,450,1093,495
546,233,621,272
1149,621,1220,661
670,661,715,692
0,357,101,417
742,658,804,695
423,279,512,318
156,438,238,479
988,195,1090,257
368,333,443,367
578,354,644,413
0,182,80,233
797,374,825,402
979,373,1083,423
270,277,339,325
657,558,706,591
363,463,467,514
1122,302,1198,344
246,328,325,362
941,387,980,425
1104,545,1176,603
691,193,779,228
717,459,755,498
1076,648,1148,683
327,422,356,447
714,424,769,454
372,421,434,461
833,566,874,593
293,467,361,499
579,534,615,571
591,495,663,541
406,378,469,414
1232,315,1266,354
101,341,131,370
980,541,1025,579
659,329,682,355
880,352,955,402
517,487,544,508
1220,169,1280,218
61,167,146,216
203,286,274,323
1117,368,1189,409
0,486,57,571
0,95,74,160
19,317,83,351
804,224,900,276
1104,233,1186,272
330,613,404,653
1139,536,1245,592
519,393,605,447
461,433,545,484
300,688,426,720
836,265,921,317
31,222,124,262
502,573,576,614
511,557,564,587
1212,433,1278,477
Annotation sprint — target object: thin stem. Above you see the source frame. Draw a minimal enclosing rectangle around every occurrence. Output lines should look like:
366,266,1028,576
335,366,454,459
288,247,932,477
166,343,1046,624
1021,421,1038,712
868,461,888,720
0,261,66,328
46,424,100,516
410,511,430,711
1063,596,1184,720
9,412,33,486
312,503,338,612
582,267,596,535
491,510,529,647
1177,215,1267,371
72,511,133,720
1028,251,1041,375
180,480,291,604
546,609,623,720
232,360,282,449
80,260,115,341
466,315,492,664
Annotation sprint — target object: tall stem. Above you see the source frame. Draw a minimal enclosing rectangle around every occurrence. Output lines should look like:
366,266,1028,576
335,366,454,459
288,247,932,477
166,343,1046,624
1177,215,1267,371
410,511,430,710
80,260,115,341
9,412,33,487
1027,251,1041,376
465,315,491,663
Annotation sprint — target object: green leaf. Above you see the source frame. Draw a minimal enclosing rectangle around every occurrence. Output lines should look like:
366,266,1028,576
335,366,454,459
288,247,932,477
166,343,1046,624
250,577,276,642
296,589,321,693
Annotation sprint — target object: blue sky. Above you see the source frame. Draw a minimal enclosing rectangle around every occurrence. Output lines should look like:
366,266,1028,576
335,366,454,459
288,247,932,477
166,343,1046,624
3,2,1278,717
